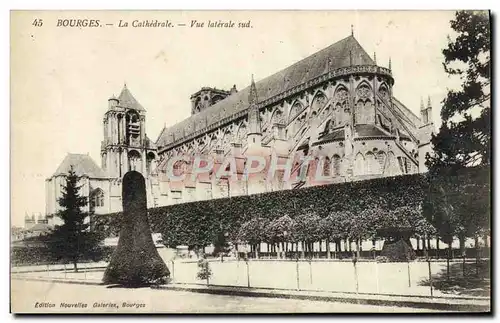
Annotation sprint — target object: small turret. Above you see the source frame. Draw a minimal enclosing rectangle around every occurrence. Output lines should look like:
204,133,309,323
420,96,433,125
426,95,433,124
420,97,428,124
108,94,119,110
230,84,238,94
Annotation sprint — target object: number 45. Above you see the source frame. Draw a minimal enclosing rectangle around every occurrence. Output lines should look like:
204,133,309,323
32,19,43,27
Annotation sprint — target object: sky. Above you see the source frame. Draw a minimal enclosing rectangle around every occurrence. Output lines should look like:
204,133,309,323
11,10,461,226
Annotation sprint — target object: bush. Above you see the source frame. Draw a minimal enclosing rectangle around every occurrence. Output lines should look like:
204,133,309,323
380,239,416,262
196,258,212,281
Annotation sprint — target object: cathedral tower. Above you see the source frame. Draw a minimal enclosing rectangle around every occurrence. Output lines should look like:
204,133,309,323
101,84,157,178
190,85,237,115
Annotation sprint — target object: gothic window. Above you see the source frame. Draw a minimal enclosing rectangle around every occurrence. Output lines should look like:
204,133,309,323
323,156,331,176
356,84,372,101
355,84,373,124
90,188,104,212
128,150,142,172
379,84,389,102
397,156,409,174
354,153,365,176
289,102,303,123
332,154,341,176
146,152,156,174
310,93,327,116
377,151,387,174
365,151,377,175
335,86,349,102
334,86,349,125
271,109,285,125
236,124,247,142
173,160,185,177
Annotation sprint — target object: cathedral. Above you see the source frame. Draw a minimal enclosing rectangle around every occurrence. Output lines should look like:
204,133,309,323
45,34,434,225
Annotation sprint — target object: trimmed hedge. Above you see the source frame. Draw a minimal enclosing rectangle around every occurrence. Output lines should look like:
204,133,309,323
92,166,490,249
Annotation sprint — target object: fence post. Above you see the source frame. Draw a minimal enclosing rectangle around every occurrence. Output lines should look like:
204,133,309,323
407,250,412,288
309,258,313,286
353,253,359,295
64,263,67,279
296,256,300,291
407,260,411,288
171,260,175,282
206,260,210,286
246,259,250,288
427,255,433,297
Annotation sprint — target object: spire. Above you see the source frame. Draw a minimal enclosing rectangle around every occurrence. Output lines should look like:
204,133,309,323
388,57,392,70
374,52,377,65
427,95,432,108
420,97,425,110
248,74,258,105
351,24,354,37
247,75,261,138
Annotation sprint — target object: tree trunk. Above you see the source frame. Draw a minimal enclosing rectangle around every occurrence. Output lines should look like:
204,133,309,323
459,234,466,258
255,243,259,259
436,237,440,259
475,235,480,277
447,243,452,281
301,241,305,259
356,239,360,258
422,236,427,252
416,237,420,251
73,260,78,273
326,238,331,259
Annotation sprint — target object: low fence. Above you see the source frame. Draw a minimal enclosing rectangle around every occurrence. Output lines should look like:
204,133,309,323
167,258,490,298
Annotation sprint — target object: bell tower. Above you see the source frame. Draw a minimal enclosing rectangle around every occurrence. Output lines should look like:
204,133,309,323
101,84,157,178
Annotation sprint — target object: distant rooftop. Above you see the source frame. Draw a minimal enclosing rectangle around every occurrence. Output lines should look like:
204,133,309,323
51,153,107,179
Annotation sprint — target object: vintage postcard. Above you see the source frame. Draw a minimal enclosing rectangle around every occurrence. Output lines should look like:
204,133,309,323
10,10,491,314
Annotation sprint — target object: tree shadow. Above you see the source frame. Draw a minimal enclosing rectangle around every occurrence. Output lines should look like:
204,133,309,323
418,259,490,297
104,277,173,289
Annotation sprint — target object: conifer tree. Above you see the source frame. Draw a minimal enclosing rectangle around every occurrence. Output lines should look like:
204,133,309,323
46,166,103,272
426,10,490,172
